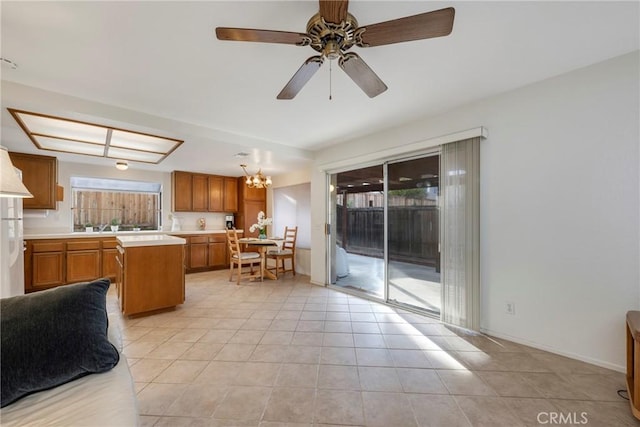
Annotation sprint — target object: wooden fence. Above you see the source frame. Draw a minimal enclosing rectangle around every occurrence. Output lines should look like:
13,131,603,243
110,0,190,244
336,205,439,268
72,191,159,230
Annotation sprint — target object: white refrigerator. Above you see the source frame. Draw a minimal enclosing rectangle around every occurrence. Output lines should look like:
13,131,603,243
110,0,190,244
0,193,25,298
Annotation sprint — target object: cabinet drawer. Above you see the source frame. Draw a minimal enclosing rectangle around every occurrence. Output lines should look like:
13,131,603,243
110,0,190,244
190,236,208,244
208,235,225,243
102,239,118,249
32,242,64,253
67,240,101,251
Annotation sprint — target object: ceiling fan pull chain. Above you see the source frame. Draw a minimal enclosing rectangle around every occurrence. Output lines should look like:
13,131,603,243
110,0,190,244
329,60,333,100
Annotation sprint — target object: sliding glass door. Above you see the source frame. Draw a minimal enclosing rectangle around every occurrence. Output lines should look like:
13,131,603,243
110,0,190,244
328,153,441,315
387,156,441,314
329,165,385,299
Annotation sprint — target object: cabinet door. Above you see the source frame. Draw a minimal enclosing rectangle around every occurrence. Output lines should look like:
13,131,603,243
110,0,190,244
102,248,118,279
32,252,64,289
172,171,193,212
208,242,227,268
244,185,266,202
208,176,224,212
189,243,208,269
244,199,267,238
9,152,57,209
66,250,101,283
115,249,125,312
223,177,238,212
192,174,208,212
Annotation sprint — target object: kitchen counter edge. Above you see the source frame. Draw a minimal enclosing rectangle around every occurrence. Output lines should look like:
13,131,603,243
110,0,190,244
24,229,243,240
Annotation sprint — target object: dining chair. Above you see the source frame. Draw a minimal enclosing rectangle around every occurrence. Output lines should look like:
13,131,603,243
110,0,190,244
226,229,263,285
266,226,297,278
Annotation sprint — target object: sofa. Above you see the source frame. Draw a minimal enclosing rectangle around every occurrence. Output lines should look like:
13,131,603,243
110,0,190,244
0,279,138,426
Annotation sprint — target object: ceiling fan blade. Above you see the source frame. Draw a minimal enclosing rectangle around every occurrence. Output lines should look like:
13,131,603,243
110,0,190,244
277,56,324,99
338,53,387,98
319,0,349,24
216,28,309,45
357,7,455,47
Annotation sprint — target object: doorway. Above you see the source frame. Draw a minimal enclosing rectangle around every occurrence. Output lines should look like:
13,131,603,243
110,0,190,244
328,153,441,315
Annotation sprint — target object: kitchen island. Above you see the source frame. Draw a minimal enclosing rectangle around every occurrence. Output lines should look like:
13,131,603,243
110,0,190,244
116,234,186,316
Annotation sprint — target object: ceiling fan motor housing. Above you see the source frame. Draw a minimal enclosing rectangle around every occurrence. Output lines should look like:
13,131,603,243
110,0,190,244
306,12,361,59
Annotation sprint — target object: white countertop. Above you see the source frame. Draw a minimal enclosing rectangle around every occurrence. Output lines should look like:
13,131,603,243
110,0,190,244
24,229,240,240
117,234,187,248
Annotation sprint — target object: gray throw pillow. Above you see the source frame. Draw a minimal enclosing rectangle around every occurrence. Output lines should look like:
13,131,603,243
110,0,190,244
1,278,119,407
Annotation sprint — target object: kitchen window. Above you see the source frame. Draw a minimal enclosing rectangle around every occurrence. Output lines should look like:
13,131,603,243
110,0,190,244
70,177,162,232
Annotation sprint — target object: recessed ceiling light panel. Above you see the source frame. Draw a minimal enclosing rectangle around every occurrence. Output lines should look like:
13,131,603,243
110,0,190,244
36,137,105,156
8,108,183,164
107,146,165,163
20,113,108,144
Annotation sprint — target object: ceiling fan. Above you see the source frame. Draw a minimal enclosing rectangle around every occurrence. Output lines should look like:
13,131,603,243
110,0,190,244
215,0,455,99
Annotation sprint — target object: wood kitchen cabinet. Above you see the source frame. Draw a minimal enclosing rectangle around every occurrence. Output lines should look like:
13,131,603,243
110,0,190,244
66,240,101,284
24,236,121,293
172,171,193,212
116,241,185,316
188,236,209,269
102,239,118,279
28,241,65,291
208,176,223,212
236,177,266,239
171,171,238,213
223,177,238,212
9,152,58,210
173,233,229,273
192,174,208,212
208,235,227,269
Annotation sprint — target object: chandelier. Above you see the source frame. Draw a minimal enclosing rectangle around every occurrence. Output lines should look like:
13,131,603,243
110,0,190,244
240,164,272,189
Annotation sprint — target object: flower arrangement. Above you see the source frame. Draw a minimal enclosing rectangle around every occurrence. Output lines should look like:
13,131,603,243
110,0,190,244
249,211,272,238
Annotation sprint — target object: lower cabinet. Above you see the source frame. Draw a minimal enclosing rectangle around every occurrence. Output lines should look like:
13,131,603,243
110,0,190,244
66,240,101,284
208,236,227,269
24,234,231,292
30,243,65,290
189,236,209,269
176,234,229,273
102,241,119,279
25,237,119,293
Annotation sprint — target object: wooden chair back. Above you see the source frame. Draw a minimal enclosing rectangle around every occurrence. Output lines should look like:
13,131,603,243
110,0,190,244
282,226,298,251
226,228,241,255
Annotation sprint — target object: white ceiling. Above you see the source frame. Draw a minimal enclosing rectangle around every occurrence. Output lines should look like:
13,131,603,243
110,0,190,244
1,1,638,176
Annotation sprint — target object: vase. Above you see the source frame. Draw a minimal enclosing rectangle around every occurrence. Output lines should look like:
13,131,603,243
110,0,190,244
258,231,267,240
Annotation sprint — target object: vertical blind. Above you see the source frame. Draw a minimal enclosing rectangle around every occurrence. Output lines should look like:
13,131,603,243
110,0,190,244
440,137,481,330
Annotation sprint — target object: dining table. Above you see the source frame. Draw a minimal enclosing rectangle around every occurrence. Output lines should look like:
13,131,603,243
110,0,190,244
238,237,284,280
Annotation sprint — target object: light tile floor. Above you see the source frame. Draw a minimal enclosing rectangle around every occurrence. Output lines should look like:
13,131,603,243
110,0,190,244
107,270,638,427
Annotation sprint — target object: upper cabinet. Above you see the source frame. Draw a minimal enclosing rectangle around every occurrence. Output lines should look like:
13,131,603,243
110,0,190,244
191,174,208,212
171,171,238,213
239,179,266,202
172,171,193,211
9,152,59,210
223,177,238,212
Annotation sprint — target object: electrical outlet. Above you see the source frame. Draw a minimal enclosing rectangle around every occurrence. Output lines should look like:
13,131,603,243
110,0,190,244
506,302,516,315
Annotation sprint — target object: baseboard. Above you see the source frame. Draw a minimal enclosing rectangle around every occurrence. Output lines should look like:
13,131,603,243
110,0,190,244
480,327,625,373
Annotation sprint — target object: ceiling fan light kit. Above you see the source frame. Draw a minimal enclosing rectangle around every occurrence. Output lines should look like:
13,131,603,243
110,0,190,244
216,0,455,100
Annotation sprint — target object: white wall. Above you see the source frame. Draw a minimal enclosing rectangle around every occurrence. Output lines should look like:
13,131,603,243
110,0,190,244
310,51,640,370
268,168,312,276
